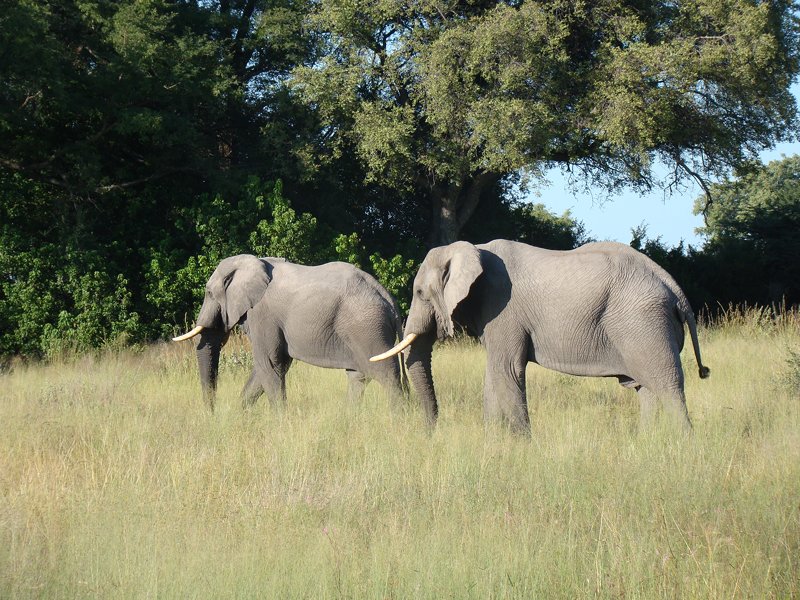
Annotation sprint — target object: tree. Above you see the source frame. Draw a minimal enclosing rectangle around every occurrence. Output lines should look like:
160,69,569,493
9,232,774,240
1,1,216,196
294,0,800,247
461,191,590,249
694,155,800,304
0,0,313,196
0,0,317,356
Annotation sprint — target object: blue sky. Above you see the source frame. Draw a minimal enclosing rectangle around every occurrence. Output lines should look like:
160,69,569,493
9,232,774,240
533,85,800,248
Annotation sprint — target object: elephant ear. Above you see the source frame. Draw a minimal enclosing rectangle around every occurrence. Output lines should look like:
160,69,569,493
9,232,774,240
439,242,483,336
209,255,272,330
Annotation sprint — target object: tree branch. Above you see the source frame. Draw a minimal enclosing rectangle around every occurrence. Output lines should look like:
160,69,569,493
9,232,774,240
673,154,713,223
94,168,198,194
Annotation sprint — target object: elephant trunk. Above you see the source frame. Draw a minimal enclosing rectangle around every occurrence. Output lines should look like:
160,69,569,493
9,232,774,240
405,333,437,428
195,328,227,411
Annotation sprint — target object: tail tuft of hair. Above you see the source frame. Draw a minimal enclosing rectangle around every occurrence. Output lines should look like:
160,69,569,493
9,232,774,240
699,366,711,379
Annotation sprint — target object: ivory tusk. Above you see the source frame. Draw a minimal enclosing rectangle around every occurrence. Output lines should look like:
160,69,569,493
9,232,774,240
172,325,205,342
369,333,418,362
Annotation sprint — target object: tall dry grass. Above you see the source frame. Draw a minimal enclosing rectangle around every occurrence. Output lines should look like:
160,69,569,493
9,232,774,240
1,317,798,598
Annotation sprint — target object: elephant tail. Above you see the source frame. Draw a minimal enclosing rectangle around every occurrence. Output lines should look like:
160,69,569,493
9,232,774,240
683,307,711,379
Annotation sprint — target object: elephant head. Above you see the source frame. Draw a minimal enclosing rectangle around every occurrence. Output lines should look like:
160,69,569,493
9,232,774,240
372,242,483,426
173,254,272,409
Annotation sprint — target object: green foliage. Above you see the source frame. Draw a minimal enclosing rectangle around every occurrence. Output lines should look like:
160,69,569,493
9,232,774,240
330,232,417,311
331,233,365,269
368,253,417,314
0,0,314,197
144,252,219,338
249,181,321,262
629,156,800,312
0,0,229,196
40,270,141,358
0,0,323,356
296,0,800,243
507,203,591,250
698,157,800,244
462,193,591,250
695,156,800,304
784,346,800,393
0,243,141,358
1,0,798,357
145,179,329,337
177,178,312,262
352,103,417,192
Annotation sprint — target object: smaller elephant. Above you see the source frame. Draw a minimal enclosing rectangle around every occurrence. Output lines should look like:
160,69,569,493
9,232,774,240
174,254,405,409
372,239,709,433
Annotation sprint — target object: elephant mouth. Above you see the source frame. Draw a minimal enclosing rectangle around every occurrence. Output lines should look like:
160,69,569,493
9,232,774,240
369,333,418,362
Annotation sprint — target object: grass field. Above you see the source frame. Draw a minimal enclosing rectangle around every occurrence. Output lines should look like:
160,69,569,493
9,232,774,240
1,315,799,598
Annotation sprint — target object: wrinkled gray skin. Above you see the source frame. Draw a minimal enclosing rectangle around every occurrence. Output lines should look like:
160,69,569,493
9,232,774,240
402,240,709,434
190,254,404,409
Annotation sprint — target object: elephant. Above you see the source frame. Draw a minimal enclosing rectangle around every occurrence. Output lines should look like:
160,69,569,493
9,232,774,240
372,239,710,434
173,254,405,410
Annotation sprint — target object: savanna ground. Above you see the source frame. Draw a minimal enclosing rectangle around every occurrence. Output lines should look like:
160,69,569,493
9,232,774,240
1,310,799,598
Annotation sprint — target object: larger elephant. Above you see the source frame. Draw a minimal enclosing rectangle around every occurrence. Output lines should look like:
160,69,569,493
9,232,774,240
174,254,404,409
372,240,709,433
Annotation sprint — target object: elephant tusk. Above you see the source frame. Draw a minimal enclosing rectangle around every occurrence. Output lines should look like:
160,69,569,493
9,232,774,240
172,325,205,342
370,333,418,362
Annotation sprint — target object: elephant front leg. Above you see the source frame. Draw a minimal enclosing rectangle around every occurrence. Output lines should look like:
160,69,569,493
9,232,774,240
483,348,531,435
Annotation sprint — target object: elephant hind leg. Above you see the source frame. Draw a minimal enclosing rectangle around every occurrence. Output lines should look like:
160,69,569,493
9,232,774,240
346,370,368,401
241,369,265,408
622,335,691,431
659,387,692,431
650,346,691,431
367,359,405,406
636,386,658,429
635,385,691,432
254,356,291,405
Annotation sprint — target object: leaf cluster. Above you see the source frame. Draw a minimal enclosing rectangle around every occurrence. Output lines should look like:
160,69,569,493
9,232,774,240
1,0,798,357
296,0,800,196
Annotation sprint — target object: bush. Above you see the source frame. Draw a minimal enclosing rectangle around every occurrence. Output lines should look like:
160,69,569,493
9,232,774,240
369,252,417,314
0,244,142,358
784,347,800,393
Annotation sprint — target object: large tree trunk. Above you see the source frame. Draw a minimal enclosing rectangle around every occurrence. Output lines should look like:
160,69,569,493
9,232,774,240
427,172,500,247
430,192,459,247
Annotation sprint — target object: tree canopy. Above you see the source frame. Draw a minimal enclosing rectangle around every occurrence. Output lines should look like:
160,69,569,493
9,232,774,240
695,155,800,304
1,0,799,358
294,0,800,245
